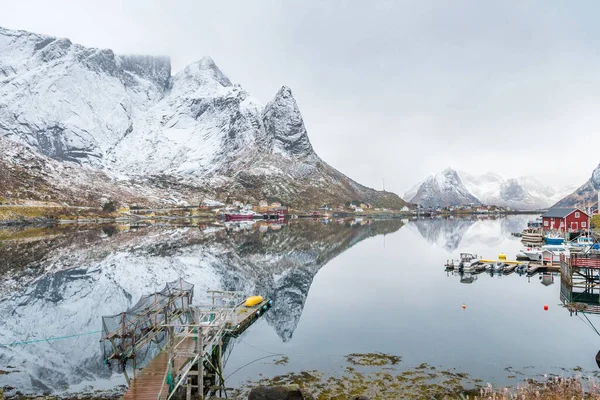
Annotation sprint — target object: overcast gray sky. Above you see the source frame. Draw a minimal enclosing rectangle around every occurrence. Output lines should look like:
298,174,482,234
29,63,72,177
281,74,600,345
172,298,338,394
2,0,600,195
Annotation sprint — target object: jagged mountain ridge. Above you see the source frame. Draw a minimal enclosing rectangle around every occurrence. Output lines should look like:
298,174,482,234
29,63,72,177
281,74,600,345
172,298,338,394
460,172,574,210
0,219,404,395
405,168,573,210
0,26,406,209
554,163,600,208
405,168,480,208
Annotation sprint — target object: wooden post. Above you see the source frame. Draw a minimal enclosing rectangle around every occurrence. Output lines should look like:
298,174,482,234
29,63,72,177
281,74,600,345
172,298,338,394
132,351,136,380
218,339,223,396
186,377,192,400
121,312,125,339
123,367,131,386
120,311,131,386
198,328,204,400
180,279,185,310
154,293,158,326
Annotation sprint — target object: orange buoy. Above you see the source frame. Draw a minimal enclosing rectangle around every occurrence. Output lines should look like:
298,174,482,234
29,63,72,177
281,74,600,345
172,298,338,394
462,304,466,309
544,304,549,311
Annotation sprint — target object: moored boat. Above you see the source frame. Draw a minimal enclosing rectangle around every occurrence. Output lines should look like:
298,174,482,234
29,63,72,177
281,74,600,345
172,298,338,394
518,244,569,262
569,235,598,249
545,233,565,245
521,228,543,244
224,210,257,221
457,252,481,272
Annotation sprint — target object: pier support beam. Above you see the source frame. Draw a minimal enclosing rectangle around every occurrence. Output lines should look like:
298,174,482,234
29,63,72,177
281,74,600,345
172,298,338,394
198,328,204,400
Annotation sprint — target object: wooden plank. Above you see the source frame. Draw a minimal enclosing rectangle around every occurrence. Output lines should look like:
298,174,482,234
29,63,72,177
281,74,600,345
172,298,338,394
123,337,196,400
122,298,271,400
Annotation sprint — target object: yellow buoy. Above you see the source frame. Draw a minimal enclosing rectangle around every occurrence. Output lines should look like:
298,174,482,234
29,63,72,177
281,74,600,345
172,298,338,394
245,296,264,307
498,253,507,261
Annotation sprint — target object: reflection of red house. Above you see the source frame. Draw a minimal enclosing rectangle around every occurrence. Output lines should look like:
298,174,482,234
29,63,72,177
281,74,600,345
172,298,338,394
272,206,288,215
541,208,589,232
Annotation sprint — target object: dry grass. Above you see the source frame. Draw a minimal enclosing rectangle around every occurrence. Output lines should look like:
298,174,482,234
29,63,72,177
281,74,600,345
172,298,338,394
476,376,600,399
0,205,111,222
0,226,51,241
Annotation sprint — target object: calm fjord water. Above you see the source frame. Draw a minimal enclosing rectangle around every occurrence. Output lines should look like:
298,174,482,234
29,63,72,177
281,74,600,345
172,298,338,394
0,215,598,395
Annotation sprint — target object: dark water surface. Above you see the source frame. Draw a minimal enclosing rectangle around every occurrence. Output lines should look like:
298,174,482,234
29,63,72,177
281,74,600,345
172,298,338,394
0,215,598,395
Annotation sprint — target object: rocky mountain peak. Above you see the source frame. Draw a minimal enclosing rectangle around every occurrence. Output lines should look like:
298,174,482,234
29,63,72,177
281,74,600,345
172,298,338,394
441,167,457,175
0,26,408,210
263,86,314,157
500,179,527,201
119,54,171,89
408,168,479,208
175,56,232,92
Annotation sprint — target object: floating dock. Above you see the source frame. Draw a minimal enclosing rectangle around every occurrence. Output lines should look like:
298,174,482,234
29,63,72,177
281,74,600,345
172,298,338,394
445,256,560,275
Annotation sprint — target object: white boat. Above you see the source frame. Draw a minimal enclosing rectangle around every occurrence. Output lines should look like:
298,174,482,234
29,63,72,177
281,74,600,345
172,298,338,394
518,245,569,262
569,236,597,248
457,253,480,271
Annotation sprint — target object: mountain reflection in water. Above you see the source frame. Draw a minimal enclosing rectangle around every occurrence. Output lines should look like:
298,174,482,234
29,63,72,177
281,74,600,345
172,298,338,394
0,218,403,395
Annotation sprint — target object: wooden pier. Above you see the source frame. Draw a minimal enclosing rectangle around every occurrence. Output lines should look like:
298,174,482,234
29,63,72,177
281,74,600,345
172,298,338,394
101,281,272,400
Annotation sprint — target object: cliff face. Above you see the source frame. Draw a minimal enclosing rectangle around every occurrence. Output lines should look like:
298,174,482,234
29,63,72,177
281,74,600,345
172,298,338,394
407,168,480,208
0,26,407,209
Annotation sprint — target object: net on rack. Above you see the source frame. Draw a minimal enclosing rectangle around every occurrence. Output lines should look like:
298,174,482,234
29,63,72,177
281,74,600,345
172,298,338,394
100,278,194,372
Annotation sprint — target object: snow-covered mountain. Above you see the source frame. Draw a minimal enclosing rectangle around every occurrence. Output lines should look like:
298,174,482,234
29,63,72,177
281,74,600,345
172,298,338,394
0,26,406,209
459,172,575,210
404,168,479,208
405,168,573,210
554,163,600,208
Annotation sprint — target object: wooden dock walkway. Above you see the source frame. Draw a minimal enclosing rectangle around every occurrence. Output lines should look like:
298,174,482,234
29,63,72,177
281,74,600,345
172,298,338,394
119,297,271,400
123,337,196,400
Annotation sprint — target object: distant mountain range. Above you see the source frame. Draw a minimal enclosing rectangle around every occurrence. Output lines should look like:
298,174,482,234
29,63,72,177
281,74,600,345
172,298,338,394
405,168,575,210
0,26,406,209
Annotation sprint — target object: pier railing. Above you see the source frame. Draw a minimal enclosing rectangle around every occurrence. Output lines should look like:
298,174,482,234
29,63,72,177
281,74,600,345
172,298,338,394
570,253,600,269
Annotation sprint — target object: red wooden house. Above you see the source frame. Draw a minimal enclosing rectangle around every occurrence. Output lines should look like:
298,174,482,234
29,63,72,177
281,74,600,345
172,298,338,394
541,208,590,232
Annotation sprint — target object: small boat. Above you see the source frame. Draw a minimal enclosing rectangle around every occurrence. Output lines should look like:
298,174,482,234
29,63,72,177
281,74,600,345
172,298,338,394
521,228,543,243
569,236,598,248
519,247,543,262
527,218,543,228
545,234,565,245
515,264,529,275
485,262,506,273
518,245,568,262
457,253,480,272
225,210,257,221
